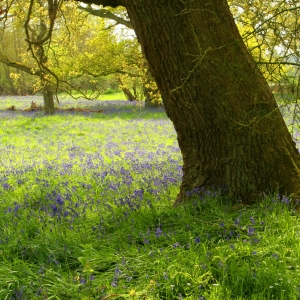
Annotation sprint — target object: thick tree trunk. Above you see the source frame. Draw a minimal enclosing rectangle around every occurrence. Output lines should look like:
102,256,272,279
82,0,300,203
43,85,55,114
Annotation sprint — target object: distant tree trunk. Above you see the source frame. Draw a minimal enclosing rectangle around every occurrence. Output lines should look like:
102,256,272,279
43,85,55,114
3,65,18,94
81,0,300,203
117,77,137,101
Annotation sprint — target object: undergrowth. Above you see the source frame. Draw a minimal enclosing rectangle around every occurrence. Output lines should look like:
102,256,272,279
0,97,300,299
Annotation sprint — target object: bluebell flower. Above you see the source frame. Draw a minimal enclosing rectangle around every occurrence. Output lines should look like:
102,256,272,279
80,278,86,284
134,189,144,199
56,195,64,205
155,227,162,238
115,267,122,276
234,218,240,226
51,204,58,215
172,242,180,248
247,227,255,236
111,281,117,287
2,183,11,189
89,275,95,281
281,196,290,204
13,203,21,212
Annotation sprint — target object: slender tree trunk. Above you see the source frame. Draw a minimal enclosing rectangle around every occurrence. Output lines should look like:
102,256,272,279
117,77,137,101
3,66,18,94
43,85,55,114
81,0,300,203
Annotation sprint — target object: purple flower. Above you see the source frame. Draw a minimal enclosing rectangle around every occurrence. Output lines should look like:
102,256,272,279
247,227,255,236
51,204,58,215
172,242,180,248
155,227,162,238
89,275,95,281
234,218,240,226
111,281,118,287
281,196,290,204
115,267,122,276
194,237,200,243
134,189,144,199
2,183,11,190
56,195,64,205
13,203,21,212
80,278,86,284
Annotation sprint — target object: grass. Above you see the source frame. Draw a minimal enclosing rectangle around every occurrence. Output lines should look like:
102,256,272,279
57,89,128,101
1,96,300,299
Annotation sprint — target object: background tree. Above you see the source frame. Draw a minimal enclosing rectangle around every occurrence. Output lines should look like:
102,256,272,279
77,0,300,204
78,2,162,107
0,0,133,113
230,0,300,134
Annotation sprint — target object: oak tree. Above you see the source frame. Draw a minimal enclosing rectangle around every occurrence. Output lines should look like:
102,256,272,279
78,0,300,204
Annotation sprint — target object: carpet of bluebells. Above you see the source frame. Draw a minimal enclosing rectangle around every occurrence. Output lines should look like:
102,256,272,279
1,96,300,299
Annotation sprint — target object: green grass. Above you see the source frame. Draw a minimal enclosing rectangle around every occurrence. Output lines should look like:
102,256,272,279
1,97,300,299
98,91,127,100
57,89,128,101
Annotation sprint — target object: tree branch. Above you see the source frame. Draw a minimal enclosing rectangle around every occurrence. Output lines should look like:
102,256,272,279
256,61,300,68
79,5,132,29
0,54,41,76
75,0,123,8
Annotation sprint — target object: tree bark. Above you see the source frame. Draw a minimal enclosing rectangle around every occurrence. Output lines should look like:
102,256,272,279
117,77,137,101
80,0,300,203
43,85,55,114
